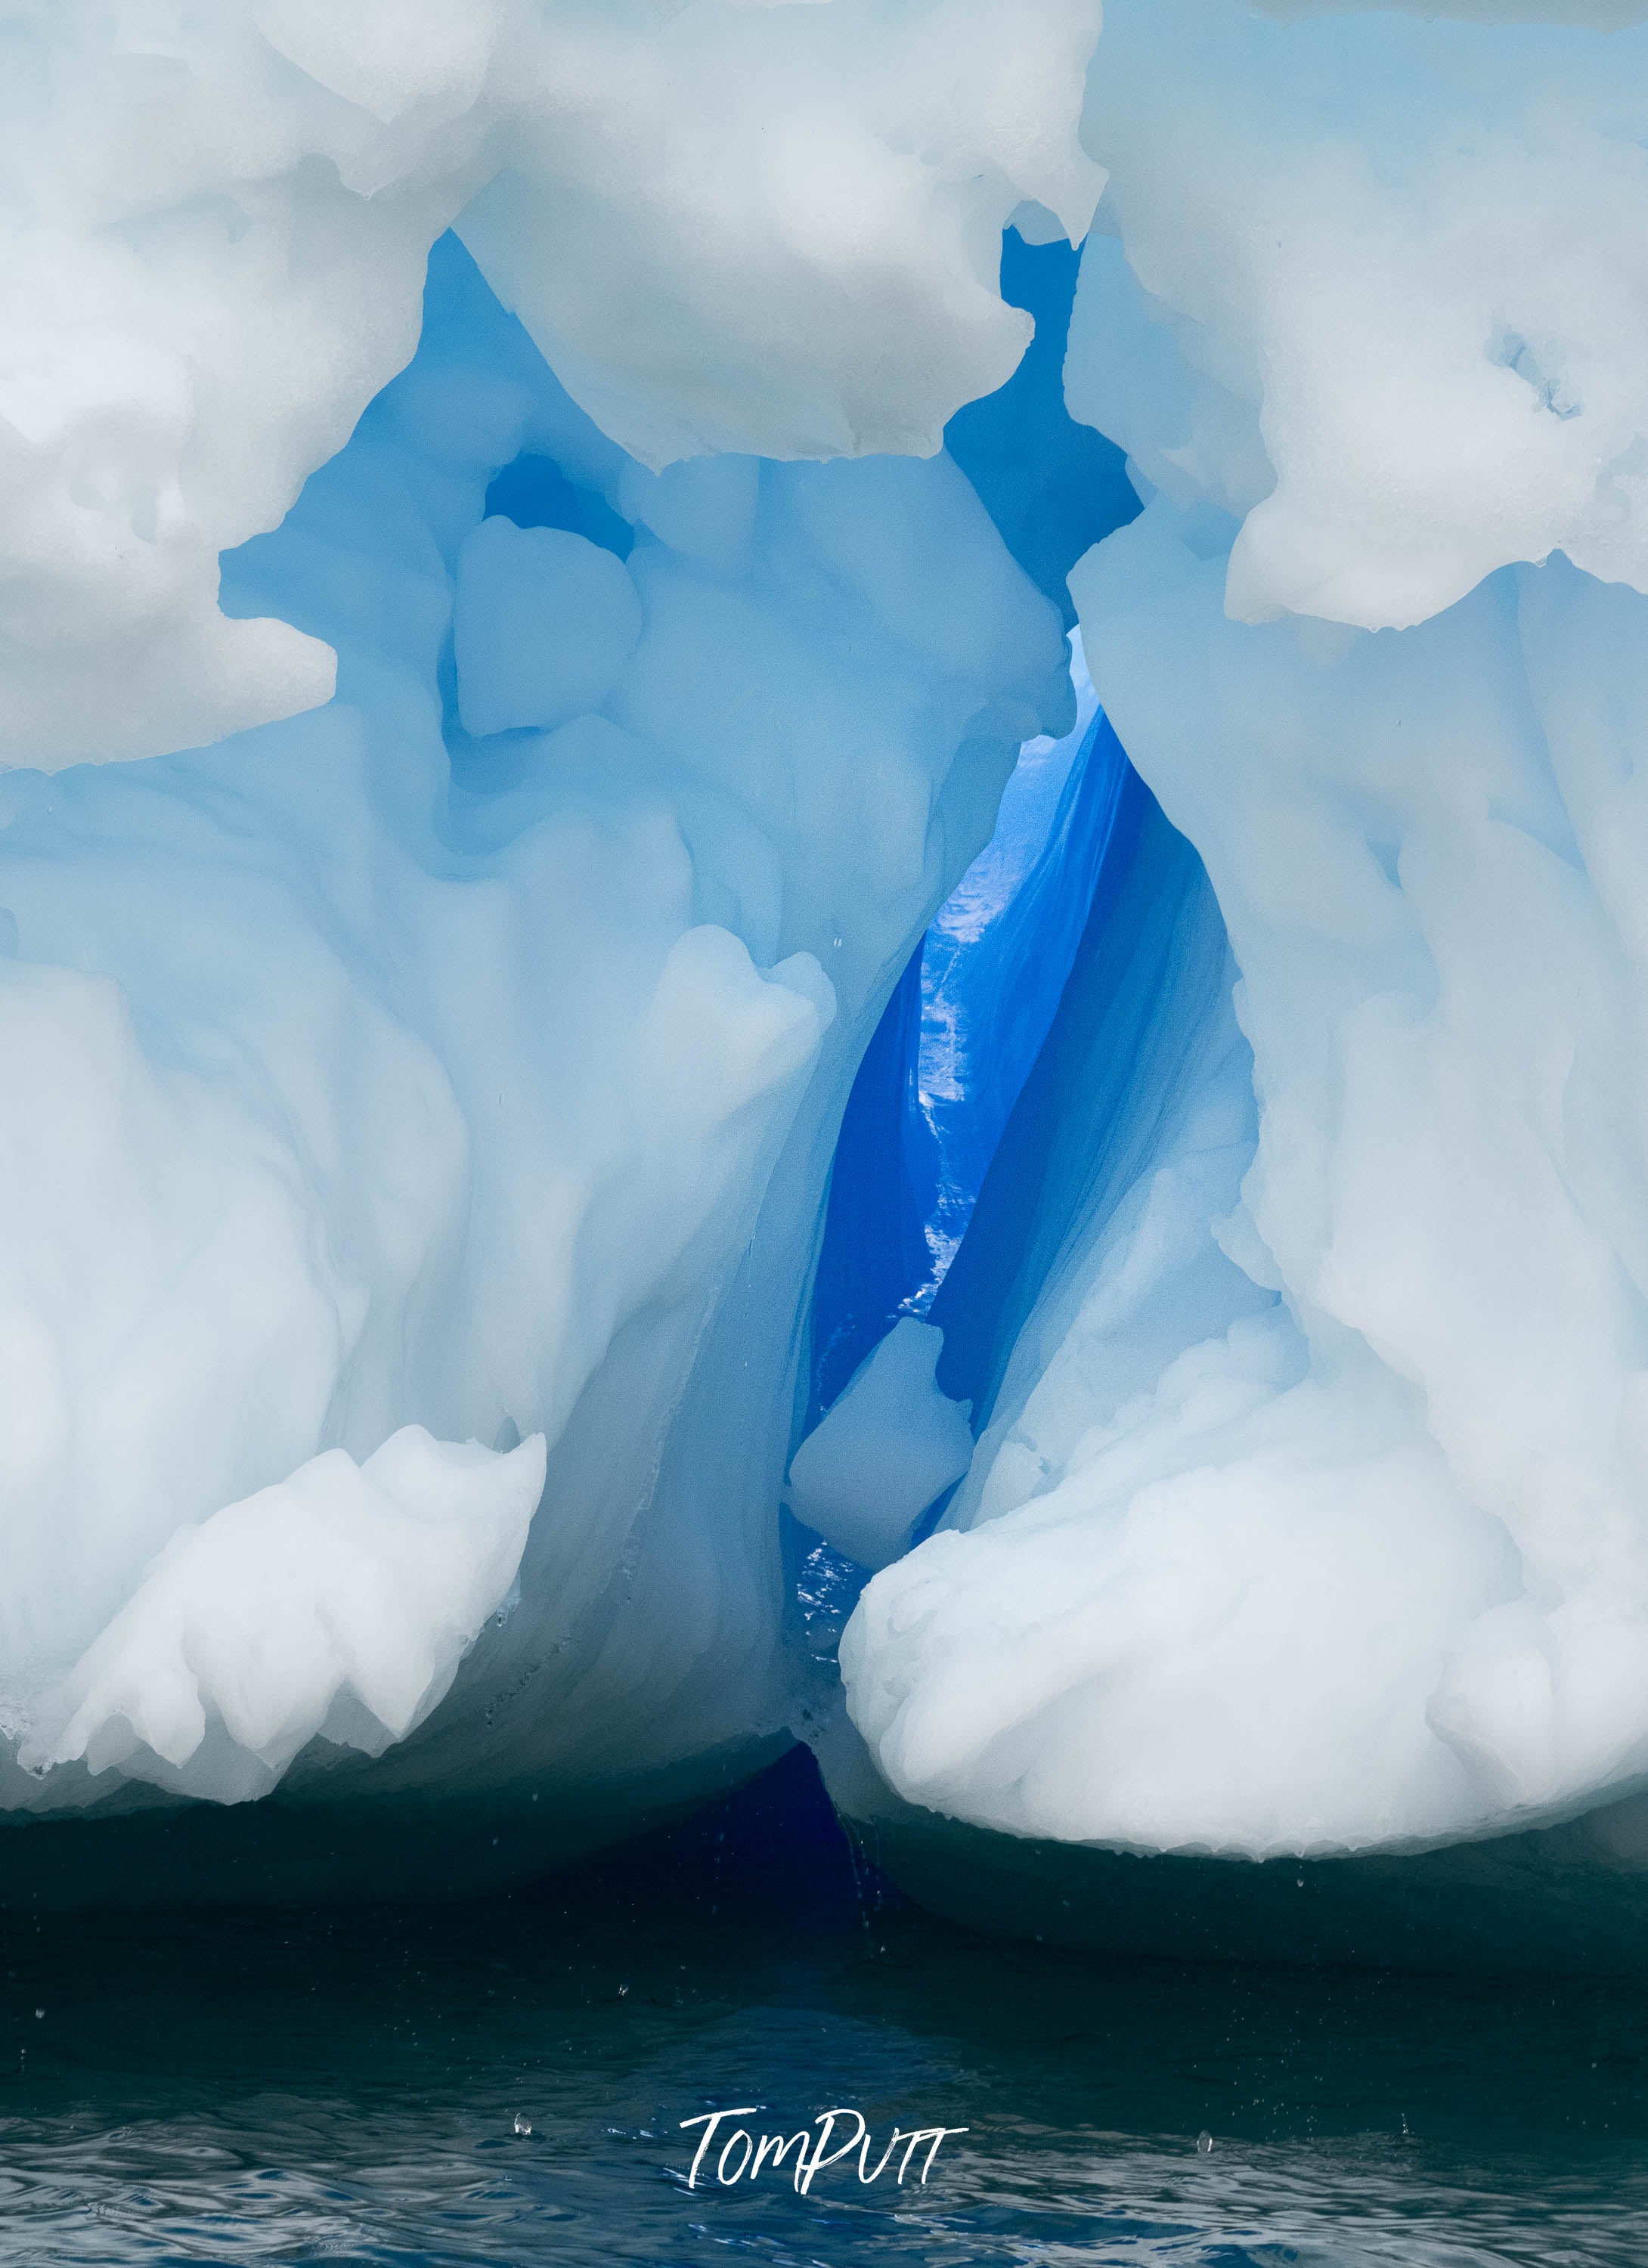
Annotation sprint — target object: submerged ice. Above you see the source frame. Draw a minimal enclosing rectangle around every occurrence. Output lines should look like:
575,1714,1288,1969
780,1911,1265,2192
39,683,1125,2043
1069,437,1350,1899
7,0,1648,1897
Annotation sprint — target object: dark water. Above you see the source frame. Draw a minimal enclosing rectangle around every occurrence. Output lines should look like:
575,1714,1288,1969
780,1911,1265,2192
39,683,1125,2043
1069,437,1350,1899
2,1755,1644,2266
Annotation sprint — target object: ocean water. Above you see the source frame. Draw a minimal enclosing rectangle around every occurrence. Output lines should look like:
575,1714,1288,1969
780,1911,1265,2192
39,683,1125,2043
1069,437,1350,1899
2,1753,1644,2267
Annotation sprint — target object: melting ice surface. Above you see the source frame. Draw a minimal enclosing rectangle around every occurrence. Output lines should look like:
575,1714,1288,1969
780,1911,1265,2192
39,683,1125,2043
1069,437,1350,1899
6,0,1648,1929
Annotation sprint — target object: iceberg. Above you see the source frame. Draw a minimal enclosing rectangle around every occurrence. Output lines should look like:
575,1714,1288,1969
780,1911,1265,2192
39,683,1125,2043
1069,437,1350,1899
6,0,1648,1941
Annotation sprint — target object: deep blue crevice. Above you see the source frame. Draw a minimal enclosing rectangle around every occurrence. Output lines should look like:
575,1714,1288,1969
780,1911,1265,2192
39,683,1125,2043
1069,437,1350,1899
929,781,1226,1424
804,717,1230,1454
792,216,1159,1433
807,942,934,1425
805,702,1148,1432
915,704,1133,1276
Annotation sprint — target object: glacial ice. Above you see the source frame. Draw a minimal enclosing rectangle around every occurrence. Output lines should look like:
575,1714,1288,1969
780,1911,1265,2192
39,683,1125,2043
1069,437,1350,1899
452,517,643,736
9,0,1648,1904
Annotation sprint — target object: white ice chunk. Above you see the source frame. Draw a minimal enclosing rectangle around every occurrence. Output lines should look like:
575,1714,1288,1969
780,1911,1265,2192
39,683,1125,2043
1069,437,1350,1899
20,1428,547,1806
1075,0,1648,630
458,0,1104,469
788,1320,973,1570
845,0,1648,1861
454,517,643,736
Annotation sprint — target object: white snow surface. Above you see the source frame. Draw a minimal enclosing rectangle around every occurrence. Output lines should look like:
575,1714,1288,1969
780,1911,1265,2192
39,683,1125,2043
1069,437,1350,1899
0,0,1102,770
844,496,1648,1861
